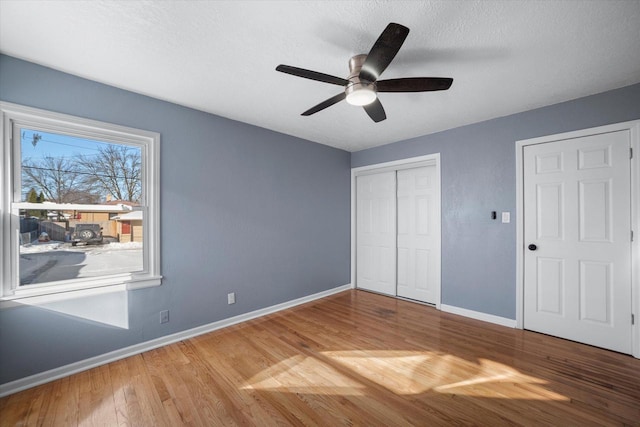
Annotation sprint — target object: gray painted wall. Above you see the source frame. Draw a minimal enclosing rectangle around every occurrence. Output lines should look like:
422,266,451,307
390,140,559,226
0,55,351,385
352,83,640,320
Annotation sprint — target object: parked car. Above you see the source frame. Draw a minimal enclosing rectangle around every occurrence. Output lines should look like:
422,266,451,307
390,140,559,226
71,224,103,246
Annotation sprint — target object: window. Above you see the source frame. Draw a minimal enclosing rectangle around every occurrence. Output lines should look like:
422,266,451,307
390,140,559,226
1,102,161,299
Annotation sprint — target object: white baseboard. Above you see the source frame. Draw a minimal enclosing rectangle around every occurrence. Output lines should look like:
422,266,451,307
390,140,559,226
0,284,352,398
441,304,517,328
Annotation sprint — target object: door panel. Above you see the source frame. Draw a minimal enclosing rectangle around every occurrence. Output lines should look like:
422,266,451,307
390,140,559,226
523,130,632,353
356,172,396,295
579,179,611,242
396,166,440,304
536,257,564,315
536,183,564,240
579,260,611,324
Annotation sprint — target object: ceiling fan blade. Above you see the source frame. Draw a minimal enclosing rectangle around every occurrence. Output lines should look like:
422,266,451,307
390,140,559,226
363,98,387,122
376,77,453,92
360,23,410,82
301,92,347,116
276,65,349,86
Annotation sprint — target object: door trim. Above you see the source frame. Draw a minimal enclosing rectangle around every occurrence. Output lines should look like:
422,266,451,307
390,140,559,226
515,120,640,358
351,153,441,308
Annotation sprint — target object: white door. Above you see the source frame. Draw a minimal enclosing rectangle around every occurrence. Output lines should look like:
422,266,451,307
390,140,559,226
356,172,397,295
523,130,632,353
397,166,440,304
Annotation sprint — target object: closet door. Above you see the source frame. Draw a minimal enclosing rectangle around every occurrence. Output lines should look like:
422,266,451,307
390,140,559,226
397,166,440,304
356,172,397,295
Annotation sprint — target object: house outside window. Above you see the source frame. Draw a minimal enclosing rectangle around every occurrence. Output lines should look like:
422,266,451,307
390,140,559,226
0,102,161,300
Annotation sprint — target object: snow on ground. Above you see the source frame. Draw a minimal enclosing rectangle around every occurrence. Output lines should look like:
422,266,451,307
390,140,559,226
19,241,144,285
20,241,66,253
20,241,142,254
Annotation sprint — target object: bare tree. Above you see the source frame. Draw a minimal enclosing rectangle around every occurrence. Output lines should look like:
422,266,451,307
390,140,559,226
78,145,141,202
22,156,86,203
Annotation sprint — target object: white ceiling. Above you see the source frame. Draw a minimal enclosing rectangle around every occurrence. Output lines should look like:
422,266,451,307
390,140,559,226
1,1,639,152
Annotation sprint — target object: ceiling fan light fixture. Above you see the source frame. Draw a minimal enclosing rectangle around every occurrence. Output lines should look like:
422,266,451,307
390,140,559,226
345,84,377,106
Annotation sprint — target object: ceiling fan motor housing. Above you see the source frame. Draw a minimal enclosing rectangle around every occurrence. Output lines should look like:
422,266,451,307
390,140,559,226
345,54,377,105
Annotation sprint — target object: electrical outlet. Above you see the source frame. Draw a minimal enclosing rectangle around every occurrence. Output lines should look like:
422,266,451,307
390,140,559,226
160,310,169,324
227,292,236,305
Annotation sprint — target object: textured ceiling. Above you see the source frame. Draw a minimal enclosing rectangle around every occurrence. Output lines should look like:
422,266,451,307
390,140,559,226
1,1,639,152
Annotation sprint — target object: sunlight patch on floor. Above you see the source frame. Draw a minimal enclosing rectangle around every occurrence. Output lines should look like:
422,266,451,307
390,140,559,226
324,350,441,395
240,350,569,401
240,354,366,396
433,358,569,401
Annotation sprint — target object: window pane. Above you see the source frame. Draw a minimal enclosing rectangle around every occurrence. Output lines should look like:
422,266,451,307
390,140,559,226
18,129,144,286
20,129,142,204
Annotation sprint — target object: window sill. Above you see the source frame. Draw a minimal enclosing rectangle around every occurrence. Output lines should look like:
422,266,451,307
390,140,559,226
0,274,162,308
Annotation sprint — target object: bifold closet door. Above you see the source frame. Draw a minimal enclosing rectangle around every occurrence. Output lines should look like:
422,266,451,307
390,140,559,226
356,171,397,295
396,166,440,304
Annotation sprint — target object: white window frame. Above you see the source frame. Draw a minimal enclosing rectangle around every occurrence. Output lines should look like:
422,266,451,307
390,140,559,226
0,102,161,300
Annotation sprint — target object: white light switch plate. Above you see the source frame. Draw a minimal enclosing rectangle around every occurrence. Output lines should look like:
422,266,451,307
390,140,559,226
501,212,510,223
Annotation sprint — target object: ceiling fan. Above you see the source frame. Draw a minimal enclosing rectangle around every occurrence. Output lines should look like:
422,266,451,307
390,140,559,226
276,23,453,123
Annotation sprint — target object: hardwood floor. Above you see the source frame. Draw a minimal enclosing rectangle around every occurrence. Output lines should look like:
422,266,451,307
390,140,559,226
1,290,639,426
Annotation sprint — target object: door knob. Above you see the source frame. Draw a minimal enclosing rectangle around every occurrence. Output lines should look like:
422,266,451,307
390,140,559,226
528,244,537,251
